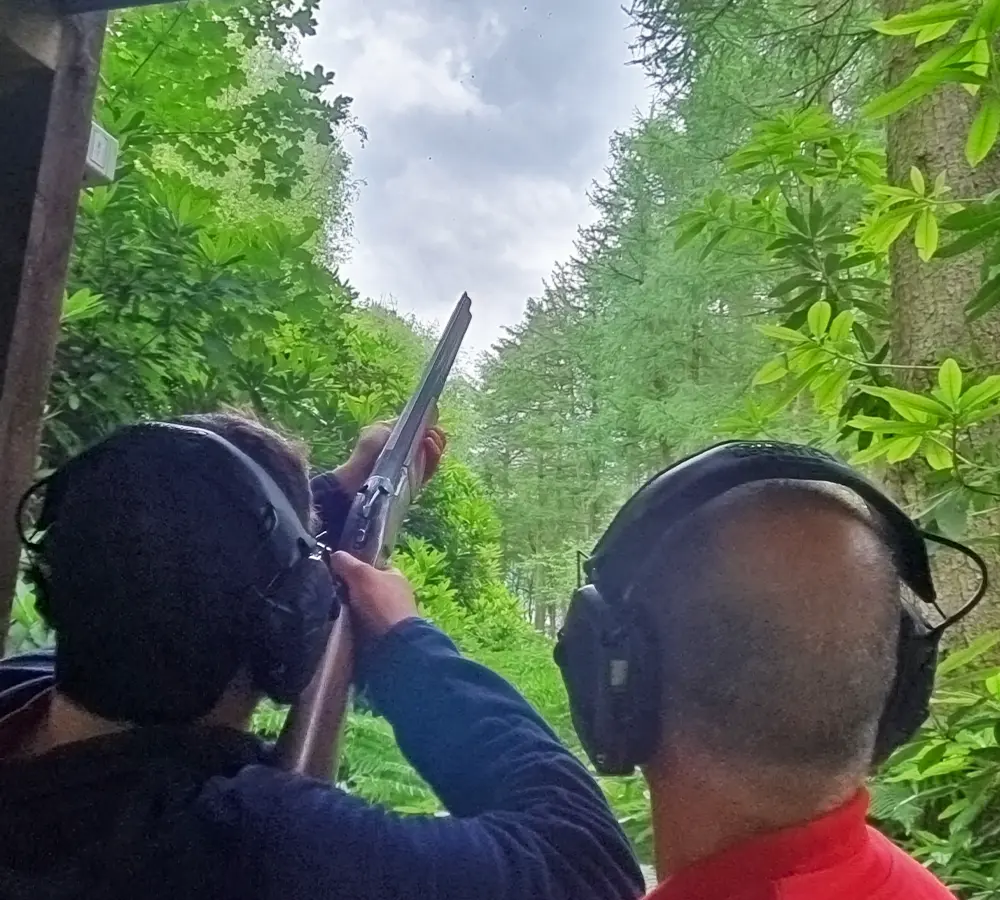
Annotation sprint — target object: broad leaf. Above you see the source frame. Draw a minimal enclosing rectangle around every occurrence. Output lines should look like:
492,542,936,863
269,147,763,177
871,3,970,36
966,94,1000,166
938,358,963,407
915,208,940,260
757,324,810,343
807,300,832,337
863,77,938,119
858,385,950,419
886,434,924,463
752,358,789,386
937,632,1000,676
959,374,1000,410
923,439,954,470
966,272,1000,319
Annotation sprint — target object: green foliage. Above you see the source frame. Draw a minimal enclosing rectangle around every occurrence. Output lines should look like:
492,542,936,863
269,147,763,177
872,632,1000,899
4,580,52,657
866,1,1000,166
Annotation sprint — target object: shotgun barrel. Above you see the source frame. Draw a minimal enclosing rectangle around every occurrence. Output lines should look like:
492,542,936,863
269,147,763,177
276,293,472,778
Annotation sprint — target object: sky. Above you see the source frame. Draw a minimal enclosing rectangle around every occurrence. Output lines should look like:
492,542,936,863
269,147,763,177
302,0,650,355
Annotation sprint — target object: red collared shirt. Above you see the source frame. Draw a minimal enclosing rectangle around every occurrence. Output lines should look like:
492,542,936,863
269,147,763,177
646,791,955,900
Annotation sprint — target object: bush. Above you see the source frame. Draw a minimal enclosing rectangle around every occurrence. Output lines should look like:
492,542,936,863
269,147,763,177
871,632,1000,898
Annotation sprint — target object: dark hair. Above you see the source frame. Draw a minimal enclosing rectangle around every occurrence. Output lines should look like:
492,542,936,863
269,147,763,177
35,411,313,724
633,480,900,773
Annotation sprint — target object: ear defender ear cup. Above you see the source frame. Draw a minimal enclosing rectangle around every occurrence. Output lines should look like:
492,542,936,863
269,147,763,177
873,613,940,765
252,555,342,703
555,585,660,776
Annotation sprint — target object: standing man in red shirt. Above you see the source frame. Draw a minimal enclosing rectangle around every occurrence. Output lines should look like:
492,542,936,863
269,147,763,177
555,442,986,900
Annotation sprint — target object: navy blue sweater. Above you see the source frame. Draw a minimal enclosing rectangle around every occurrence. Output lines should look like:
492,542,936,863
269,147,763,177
0,473,643,900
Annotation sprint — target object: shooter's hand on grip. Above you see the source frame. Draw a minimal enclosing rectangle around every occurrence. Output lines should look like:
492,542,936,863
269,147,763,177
329,554,419,639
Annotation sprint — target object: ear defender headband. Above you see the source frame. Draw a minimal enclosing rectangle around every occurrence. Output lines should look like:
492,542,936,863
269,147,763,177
554,440,988,776
17,422,341,706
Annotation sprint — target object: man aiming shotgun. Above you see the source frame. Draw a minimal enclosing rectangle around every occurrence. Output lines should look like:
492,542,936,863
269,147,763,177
0,293,643,900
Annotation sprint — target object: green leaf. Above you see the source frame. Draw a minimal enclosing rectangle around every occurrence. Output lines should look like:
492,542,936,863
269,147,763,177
757,324,810,343
916,742,950,773
924,439,954,470
858,385,951,419
809,199,825,235
980,0,1000,31
769,274,818,297
806,301,832,337
867,210,916,252
910,165,926,195
786,206,810,235
863,76,938,119
941,200,1000,230
915,18,961,43
959,374,1000,410
937,224,1000,257
752,358,789,386
938,358,963,406
851,438,892,465
966,271,1000,320
828,310,856,342
915,208,940,260
937,632,1000,675
674,219,708,249
885,435,924,462
966,94,1000,165
871,3,970,36
812,369,850,409
847,416,932,435
838,252,878,270
699,228,728,260
853,321,877,353
964,401,1000,423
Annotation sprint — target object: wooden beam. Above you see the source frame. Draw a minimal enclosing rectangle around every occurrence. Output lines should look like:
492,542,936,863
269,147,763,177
57,0,174,11
0,8,107,633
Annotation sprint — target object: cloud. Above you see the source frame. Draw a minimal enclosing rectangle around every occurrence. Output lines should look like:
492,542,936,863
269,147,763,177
347,159,595,342
315,5,499,119
304,0,649,355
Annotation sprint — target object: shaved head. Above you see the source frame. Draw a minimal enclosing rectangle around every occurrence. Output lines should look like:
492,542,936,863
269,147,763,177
633,479,901,775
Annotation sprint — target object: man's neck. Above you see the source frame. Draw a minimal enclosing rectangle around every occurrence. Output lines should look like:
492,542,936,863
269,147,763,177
20,692,126,757
18,686,256,759
644,756,860,882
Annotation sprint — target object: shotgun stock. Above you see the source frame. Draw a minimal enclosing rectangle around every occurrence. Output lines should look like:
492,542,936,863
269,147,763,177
276,293,473,778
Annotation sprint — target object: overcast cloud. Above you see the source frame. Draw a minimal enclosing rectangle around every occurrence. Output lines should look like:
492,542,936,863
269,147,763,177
302,1,649,354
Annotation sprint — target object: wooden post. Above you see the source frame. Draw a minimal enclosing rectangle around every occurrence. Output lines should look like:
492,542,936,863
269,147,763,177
0,2,107,633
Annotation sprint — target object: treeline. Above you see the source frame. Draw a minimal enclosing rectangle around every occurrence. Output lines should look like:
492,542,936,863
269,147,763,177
471,0,1000,888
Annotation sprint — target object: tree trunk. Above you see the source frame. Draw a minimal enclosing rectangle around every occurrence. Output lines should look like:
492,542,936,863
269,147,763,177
883,0,1000,636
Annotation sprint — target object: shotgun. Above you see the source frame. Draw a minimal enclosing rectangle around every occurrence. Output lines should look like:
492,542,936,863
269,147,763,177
276,292,473,778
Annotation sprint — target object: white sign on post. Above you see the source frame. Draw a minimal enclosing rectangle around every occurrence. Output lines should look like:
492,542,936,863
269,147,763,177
83,120,118,186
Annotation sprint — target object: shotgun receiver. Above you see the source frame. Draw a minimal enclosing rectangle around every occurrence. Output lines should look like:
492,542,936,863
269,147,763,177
276,293,473,778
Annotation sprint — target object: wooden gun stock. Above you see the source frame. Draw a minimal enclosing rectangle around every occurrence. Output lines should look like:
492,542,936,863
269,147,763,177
274,609,355,778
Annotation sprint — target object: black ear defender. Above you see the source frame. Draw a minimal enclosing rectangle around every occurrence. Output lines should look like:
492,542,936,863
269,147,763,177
16,422,342,705
554,440,989,777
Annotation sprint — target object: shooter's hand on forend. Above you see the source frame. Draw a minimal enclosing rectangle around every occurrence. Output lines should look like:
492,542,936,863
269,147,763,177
328,552,419,639
334,422,447,495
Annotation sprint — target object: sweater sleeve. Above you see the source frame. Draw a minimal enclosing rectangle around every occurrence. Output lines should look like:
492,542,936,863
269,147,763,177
199,619,643,900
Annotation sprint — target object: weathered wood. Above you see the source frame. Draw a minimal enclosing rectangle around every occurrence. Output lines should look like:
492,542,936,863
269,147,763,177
0,9,107,634
57,0,171,11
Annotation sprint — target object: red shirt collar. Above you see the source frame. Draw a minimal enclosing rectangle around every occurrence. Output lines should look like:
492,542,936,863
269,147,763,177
647,790,872,900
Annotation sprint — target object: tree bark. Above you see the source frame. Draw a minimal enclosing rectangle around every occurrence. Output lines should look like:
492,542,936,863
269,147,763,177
882,0,1000,636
